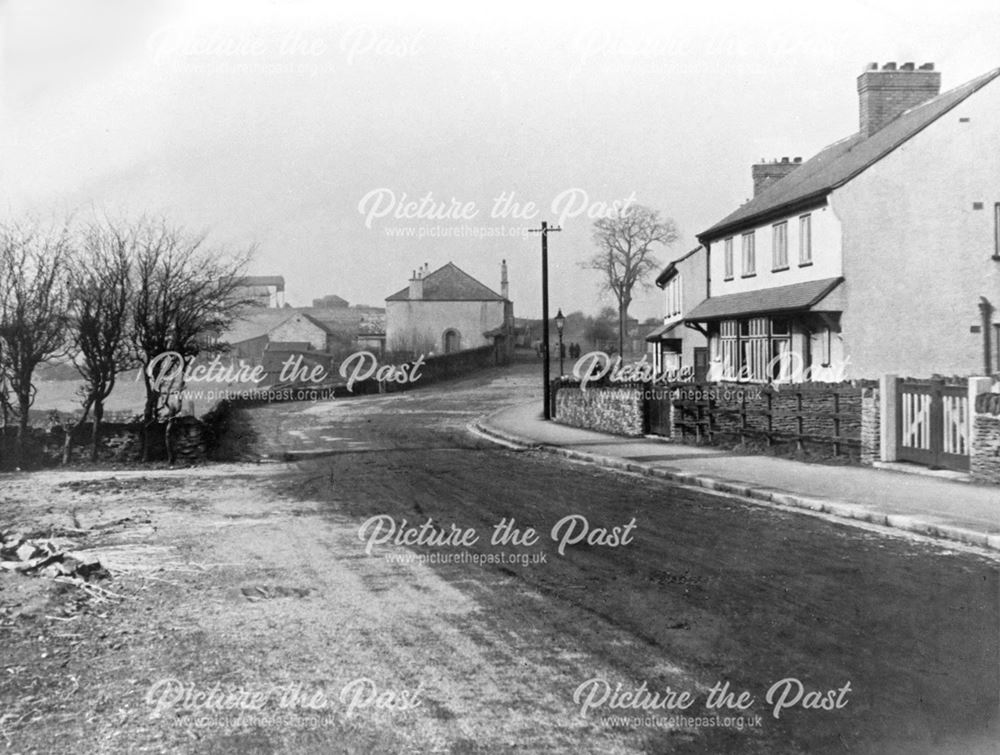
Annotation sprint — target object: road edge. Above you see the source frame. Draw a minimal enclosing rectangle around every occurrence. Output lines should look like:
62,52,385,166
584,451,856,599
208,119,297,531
472,416,1000,555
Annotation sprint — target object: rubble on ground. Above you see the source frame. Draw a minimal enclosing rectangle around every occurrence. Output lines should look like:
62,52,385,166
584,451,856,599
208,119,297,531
0,531,110,582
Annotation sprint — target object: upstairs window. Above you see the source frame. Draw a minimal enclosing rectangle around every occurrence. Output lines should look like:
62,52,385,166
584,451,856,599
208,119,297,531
664,275,683,320
741,232,756,277
772,221,788,270
723,237,734,280
799,214,812,265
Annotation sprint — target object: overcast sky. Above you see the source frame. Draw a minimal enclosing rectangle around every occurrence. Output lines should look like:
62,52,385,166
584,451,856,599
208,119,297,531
2,0,997,320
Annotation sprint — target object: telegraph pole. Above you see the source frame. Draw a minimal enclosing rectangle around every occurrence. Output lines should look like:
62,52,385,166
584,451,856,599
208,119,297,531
529,221,561,419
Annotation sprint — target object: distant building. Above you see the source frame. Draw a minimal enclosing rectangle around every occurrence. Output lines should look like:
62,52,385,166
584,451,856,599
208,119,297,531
385,261,514,357
232,276,285,308
312,294,350,308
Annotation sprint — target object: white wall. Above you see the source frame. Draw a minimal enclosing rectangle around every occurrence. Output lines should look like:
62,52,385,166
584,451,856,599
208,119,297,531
833,75,1000,377
708,204,843,297
386,299,506,354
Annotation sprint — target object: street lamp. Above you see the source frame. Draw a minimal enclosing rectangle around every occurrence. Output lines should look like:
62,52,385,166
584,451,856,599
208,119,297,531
555,308,565,377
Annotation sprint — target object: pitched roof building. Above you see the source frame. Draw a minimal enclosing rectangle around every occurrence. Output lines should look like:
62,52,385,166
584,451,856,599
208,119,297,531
687,62,1000,381
385,261,514,356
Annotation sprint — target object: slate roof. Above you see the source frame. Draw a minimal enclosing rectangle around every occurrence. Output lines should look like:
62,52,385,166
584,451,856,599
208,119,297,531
685,278,844,321
699,67,1000,241
386,262,505,302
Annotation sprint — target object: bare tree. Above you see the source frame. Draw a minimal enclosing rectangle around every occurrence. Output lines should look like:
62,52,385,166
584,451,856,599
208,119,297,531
584,206,678,355
69,219,135,461
129,219,253,461
0,221,72,468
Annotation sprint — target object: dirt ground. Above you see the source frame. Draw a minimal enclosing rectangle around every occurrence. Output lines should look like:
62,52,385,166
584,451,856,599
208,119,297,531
1,362,999,754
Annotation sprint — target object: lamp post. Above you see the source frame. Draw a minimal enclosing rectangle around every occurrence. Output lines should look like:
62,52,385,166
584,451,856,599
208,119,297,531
555,308,565,377
529,221,562,420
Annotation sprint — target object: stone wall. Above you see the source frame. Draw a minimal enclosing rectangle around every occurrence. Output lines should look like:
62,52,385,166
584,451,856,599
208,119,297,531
554,383,645,437
971,392,1000,484
670,381,874,461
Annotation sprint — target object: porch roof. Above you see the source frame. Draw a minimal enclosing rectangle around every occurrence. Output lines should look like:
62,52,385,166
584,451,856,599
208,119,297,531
685,277,843,322
644,321,685,342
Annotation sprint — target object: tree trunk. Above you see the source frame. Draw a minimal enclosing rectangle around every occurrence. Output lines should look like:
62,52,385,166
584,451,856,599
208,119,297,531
91,401,103,463
165,417,175,466
16,392,30,469
61,427,72,466
141,371,157,462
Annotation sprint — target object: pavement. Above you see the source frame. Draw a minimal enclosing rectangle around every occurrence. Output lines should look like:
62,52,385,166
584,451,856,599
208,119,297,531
474,400,1000,554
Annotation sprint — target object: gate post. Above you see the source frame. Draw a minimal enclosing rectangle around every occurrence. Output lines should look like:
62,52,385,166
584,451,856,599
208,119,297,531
969,377,993,470
880,374,898,462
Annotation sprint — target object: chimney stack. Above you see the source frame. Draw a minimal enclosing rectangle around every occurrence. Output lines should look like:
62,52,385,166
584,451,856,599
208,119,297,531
500,259,509,299
857,61,940,137
408,268,423,300
751,157,803,197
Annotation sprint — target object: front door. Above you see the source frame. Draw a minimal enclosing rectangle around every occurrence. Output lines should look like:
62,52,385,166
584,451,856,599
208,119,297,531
693,347,708,383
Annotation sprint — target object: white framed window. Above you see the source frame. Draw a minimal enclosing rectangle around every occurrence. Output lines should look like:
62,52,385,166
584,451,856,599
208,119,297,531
723,237,734,280
664,275,683,320
799,214,812,265
741,232,755,277
772,221,788,270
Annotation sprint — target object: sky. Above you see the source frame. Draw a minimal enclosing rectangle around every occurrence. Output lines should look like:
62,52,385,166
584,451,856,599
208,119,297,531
1,0,998,320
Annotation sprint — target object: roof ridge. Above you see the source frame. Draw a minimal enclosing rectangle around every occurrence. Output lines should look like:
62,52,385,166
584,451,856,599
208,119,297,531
700,65,1000,241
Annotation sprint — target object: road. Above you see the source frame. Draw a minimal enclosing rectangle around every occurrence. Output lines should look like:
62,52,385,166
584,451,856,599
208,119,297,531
1,360,998,754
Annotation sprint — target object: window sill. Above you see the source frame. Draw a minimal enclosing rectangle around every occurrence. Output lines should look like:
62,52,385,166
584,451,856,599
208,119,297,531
740,273,757,279
798,260,813,268
772,266,789,273
723,275,734,282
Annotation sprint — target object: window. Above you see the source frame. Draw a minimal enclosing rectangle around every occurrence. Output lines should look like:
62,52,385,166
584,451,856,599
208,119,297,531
772,222,788,270
741,232,755,277
664,275,683,320
799,214,812,265
723,237,734,280
718,317,794,382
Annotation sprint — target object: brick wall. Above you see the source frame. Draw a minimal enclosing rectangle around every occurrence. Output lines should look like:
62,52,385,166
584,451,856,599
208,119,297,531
554,384,645,437
971,393,1000,484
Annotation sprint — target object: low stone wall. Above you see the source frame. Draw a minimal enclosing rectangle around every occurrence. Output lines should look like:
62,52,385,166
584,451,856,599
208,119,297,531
554,383,645,437
663,381,878,462
971,392,1000,484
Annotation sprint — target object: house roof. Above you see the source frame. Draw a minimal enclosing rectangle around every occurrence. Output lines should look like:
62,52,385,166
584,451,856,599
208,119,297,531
699,67,1000,241
222,309,344,345
685,277,844,322
655,246,703,287
237,275,285,291
386,262,505,302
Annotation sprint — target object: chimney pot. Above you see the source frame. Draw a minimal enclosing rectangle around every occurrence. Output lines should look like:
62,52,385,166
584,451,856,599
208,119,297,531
865,62,878,71
919,62,934,71
793,156,802,163
900,62,915,71
781,156,789,163
882,61,897,71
